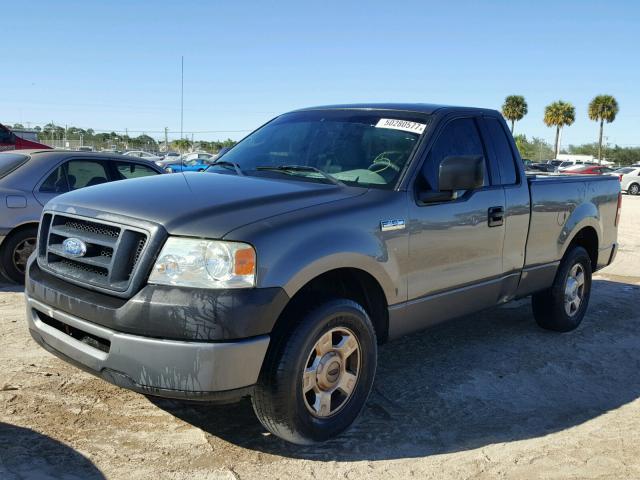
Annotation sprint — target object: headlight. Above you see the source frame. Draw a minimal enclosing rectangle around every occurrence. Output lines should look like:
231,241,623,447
148,237,256,288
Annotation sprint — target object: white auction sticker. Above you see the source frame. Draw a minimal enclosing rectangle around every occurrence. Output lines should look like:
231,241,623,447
375,118,426,134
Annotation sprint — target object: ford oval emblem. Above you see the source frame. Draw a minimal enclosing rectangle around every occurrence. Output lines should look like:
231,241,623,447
62,237,87,257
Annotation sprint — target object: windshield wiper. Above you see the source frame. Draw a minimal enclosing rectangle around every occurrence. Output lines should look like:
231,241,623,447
210,160,244,176
256,165,343,186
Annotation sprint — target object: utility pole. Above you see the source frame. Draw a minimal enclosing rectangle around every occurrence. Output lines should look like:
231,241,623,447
164,127,169,152
180,56,184,139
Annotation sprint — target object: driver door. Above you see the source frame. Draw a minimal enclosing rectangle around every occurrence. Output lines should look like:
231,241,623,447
402,116,506,332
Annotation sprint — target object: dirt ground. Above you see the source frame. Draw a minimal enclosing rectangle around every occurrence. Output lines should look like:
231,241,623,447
1,196,639,480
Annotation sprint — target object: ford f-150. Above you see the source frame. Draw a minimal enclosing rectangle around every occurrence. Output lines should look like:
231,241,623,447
25,104,620,444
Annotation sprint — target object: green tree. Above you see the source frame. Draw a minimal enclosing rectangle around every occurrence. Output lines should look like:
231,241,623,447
588,94,619,164
172,138,192,153
513,134,554,161
43,123,65,140
13,123,24,129
568,143,599,157
501,95,528,133
544,101,575,158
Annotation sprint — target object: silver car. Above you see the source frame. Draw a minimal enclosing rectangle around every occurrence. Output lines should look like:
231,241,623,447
613,166,640,195
0,150,163,283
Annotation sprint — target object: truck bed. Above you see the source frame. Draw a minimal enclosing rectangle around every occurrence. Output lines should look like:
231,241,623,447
524,173,619,269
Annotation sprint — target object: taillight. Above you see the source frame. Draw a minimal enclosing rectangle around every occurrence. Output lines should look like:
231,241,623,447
615,191,622,227
619,175,624,181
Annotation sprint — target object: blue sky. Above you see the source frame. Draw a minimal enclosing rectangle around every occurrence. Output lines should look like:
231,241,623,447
2,0,639,146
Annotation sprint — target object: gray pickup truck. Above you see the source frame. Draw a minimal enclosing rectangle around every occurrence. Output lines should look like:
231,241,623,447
25,104,620,444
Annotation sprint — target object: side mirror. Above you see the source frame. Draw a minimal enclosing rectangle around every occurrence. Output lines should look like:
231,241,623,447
419,155,485,203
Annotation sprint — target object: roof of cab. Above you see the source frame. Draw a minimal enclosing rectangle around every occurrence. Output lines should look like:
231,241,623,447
292,103,497,115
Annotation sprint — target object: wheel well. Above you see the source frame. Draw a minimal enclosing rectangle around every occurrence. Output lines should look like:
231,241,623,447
2,222,39,245
279,268,389,344
568,227,598,269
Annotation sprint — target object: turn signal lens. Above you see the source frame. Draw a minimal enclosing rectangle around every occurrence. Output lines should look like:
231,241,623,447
234,248,256,275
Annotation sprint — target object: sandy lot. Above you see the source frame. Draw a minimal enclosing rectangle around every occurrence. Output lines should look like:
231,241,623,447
1,196,639,480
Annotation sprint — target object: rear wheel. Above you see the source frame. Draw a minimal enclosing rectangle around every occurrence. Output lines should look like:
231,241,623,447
532,246,592,332
629,183,640,195
252,298,377,444
0,227,38,284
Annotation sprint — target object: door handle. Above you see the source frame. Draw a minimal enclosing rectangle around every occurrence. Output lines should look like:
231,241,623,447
488,206,504,227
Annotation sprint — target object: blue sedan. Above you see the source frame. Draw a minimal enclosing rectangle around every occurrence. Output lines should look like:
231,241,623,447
164,154,213,173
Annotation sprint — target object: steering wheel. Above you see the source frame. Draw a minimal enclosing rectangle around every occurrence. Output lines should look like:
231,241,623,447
368,153,401,174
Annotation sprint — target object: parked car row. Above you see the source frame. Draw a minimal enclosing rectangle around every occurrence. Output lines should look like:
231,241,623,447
524,159,639,195
0,150,164,283
158,148,231,172
614,166,640,195
0,145,236,283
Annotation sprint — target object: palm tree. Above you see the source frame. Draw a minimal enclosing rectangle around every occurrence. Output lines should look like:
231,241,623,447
588,95,619,164
544,101,576,158
173,138,192,153
501,95,528,133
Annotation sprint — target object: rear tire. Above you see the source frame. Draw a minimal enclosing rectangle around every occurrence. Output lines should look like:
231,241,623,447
252,298,377,444
0,227,38,284
532,246,592,332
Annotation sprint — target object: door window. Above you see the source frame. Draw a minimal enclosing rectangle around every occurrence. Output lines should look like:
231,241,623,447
484,117,519,185
66,160,108,189
39,165,69,193
421,118,488,191
115,162,158,179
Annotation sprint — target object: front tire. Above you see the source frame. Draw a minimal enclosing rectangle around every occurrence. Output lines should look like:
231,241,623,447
628,183,640,195
0,227,38,284
252,298,377,444
532,246,592,332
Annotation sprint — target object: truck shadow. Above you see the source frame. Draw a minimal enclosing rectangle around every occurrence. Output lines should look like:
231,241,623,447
0,422,106,479
151,278,640,461
0,279,23,293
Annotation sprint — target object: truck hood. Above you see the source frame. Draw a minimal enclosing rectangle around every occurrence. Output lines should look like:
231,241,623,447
48,172,365,238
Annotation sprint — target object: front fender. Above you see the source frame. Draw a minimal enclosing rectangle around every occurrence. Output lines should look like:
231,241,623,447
263,226,402,305
224,189,409,307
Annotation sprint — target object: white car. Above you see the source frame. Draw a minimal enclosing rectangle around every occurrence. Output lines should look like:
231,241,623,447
123,150,163,162
612,167,640,195
181,152,215,163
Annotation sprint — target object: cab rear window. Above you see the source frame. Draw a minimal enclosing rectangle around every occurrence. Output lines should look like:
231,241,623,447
0,153,29,179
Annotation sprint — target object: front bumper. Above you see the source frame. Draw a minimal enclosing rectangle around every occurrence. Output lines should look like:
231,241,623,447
26,258,288,341
27,296,270,399
24,255,285,399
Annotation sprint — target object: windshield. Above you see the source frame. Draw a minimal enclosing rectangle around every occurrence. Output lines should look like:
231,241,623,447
207,110,429,189
615,167,635,174
0,153,29,179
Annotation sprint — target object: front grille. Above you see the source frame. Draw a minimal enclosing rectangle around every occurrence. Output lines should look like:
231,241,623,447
60,218,120,238
38,213,149,294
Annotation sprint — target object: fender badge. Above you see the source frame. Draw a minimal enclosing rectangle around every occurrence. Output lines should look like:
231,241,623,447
380,219,406,232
